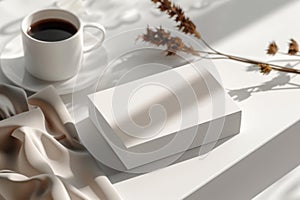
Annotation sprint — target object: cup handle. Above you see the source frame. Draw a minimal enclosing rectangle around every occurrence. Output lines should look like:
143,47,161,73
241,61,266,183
83,23,106,53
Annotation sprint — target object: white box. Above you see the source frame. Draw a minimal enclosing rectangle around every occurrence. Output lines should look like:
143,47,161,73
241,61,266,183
88,62,241,170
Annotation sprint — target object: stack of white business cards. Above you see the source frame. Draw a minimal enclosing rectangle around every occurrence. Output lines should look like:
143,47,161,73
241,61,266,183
88,62,241,170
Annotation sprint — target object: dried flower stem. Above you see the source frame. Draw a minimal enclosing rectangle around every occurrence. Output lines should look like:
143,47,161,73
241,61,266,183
198,33,300,74
200,44,300,74
146,0,300,75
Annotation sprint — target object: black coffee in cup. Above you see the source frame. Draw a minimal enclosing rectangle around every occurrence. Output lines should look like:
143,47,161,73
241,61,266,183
27,18,77,42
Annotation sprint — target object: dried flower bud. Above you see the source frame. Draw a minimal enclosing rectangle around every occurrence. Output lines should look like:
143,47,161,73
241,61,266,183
266,41,278,55
288,39,299,55
139,27,199,56
258,64,272,75
151,0,160,3
183,46,200,56
166,37,184,55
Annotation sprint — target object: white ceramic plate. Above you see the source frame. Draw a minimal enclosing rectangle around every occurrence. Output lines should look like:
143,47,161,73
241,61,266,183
0,34,108,95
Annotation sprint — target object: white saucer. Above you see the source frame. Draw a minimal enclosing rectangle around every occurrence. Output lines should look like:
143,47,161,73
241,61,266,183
0,34,108,95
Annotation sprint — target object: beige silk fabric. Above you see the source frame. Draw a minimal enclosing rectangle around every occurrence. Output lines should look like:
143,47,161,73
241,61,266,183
0,85,122,200
0,84,28,121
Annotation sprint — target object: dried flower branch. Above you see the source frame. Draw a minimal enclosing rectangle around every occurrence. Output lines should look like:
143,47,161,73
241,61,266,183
151,0,200,39
142,0,300,75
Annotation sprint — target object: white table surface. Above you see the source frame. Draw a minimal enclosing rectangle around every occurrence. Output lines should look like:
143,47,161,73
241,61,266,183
1,0,300,199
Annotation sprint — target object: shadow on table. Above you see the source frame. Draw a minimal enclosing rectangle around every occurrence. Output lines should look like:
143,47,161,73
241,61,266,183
228,63,300,102
108,135,233,184
0,0,295,40
254,165,300,200
76,117,235,184
196,0,296,43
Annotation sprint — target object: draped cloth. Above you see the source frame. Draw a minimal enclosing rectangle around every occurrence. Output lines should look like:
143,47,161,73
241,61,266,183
0,84,122,200
0,84,29,120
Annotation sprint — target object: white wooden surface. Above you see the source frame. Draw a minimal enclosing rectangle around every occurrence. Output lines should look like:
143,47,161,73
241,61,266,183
0,0,300,199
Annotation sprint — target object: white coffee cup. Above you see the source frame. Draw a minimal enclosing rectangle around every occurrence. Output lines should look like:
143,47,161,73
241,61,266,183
21,8,106,81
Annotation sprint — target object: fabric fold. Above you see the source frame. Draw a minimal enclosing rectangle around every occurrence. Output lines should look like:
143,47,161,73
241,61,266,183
0,84,28,121
0,84,123,200
0,171,87,200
